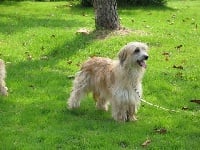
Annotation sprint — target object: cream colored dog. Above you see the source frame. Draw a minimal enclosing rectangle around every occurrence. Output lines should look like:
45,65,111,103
0,59,8,96
67,42,149,122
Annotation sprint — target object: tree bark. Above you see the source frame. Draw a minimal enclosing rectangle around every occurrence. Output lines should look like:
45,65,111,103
93,0,120,30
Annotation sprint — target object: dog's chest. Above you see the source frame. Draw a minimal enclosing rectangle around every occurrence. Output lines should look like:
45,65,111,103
112,86,140,103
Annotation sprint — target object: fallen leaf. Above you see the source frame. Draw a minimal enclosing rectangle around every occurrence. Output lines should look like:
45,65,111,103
165,56,169,61
141,139,151,147
76,28,90,35
162,52,170,56
154,128,167,134
173,65,183,70
182,106,189,110
162,52,171,61
175,45,183,50
190,100,200,104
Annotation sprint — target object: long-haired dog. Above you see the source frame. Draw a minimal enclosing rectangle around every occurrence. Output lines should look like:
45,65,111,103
67,42,149,122
0,59,8,96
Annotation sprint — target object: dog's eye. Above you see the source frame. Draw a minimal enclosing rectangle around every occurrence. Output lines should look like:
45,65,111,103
134,48,140,53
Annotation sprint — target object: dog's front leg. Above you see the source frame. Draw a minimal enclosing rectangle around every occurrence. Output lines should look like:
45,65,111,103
0,80,8,96
127,104,137,122
111,100,127,122
135,82,142,98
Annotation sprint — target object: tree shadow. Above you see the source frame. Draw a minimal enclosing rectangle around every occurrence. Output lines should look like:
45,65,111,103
0,1,20,6
118,4,177,11
0,13,89,34
70,1,177,12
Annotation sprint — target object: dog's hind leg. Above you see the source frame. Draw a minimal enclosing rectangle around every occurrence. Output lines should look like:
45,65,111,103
67,71,90,109
95,96,109,111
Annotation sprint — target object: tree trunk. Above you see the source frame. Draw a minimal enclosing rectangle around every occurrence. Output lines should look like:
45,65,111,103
93,0,120,30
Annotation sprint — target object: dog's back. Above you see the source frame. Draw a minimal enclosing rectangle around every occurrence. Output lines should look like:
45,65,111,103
81,57,116,92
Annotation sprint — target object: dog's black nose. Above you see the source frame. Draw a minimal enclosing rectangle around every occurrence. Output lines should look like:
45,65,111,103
144,55,149,60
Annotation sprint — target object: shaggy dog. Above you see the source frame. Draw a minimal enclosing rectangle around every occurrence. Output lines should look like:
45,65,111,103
67,42,149,122
0,59,8,96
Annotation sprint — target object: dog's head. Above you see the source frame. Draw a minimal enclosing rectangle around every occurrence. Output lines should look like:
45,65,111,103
118,42,149,68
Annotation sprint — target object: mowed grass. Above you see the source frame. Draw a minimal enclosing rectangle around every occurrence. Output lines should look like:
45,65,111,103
0,1,199,149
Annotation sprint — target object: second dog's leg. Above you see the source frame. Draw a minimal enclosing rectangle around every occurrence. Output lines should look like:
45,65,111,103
96,98,109,111
93,93,110,111
0,79,8,96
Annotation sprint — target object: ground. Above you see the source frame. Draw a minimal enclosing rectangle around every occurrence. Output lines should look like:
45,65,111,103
0,1,199,149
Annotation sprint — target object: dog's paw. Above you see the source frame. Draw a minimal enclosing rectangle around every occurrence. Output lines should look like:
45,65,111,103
67,101,80,109
0,86,8,96
128,115,137,122
96,104,109,111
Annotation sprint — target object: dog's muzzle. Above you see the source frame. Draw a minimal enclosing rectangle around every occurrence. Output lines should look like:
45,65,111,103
137,55,148,68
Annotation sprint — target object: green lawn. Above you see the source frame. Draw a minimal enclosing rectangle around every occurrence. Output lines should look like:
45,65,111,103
0,1,200,149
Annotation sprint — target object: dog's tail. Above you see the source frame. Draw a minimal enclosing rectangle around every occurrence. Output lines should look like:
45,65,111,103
67,71,90,109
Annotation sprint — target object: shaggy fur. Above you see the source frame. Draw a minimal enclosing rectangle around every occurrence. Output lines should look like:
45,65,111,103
0,59,8,96
67,42,149,122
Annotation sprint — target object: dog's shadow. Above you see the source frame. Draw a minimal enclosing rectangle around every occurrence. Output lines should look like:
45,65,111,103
65,98,117,122
67,106,113,122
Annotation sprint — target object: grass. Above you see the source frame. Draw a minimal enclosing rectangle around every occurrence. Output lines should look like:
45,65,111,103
0,0,200,149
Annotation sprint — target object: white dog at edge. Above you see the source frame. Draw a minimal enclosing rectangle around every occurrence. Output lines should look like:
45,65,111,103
0,59,8,96
67,42,149,122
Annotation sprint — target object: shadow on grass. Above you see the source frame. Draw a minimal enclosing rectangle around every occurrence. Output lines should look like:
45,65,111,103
118,4,177,11
0,13,88,34
47,29,118,60
0,1,21,6
70,2,177,13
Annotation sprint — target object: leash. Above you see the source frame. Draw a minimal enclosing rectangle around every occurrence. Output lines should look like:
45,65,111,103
140,98,179,113
134,89,179,113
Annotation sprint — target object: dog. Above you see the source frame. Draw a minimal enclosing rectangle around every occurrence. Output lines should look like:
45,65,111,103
0,59,8,96
67,42,149,122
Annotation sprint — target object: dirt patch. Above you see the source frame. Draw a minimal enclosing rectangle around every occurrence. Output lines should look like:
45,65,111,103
76,27,149,40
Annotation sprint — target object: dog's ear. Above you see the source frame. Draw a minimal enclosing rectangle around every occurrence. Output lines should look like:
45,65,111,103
118,47,127,65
